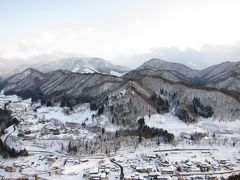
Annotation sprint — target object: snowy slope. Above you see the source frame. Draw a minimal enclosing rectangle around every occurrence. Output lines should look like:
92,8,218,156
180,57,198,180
197,61,240,91
13,57,130,75
124,58,240,92
138,58,198,78
1,66,240,125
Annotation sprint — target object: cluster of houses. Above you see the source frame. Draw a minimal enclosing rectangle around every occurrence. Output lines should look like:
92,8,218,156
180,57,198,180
0,159,34,174
122,154,174,180
213,157,236,171
125,172,171,180
82,160,120,180
173,155,237,174
118,151,240,180
0,161,17,173
177,159,211,173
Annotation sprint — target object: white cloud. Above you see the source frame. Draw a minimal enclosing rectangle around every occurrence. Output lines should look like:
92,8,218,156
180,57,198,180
112,42,240,69
12,25,95,58
135,19,144,27
38,32,57,43
1,0,240,69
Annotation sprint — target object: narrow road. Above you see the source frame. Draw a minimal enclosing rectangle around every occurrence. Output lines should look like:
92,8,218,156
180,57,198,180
3,124,16,147
173,169,240,177
153,148,217,152
110,159,124,180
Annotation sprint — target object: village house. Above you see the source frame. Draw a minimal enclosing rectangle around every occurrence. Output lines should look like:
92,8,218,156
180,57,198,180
4,166,16,172
161,166,174,175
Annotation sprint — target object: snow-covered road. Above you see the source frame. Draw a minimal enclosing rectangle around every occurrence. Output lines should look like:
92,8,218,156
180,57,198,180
1,124,16,148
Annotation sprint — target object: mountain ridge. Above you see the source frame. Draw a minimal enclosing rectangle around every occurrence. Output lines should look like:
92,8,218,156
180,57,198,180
125,58,240,92
0,57,131,78
1,59,240,126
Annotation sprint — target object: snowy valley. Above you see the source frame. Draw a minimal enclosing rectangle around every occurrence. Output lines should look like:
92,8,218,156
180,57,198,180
0,91,240,179
0,59,240,180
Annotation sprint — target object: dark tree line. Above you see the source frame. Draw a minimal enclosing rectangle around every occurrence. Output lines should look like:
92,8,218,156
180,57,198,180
97,105,104,116
0,109,28,158
31,91,44,103
0,139,28,158
228,173,240,180
0,109,19,136
191,132,207,141
90,103,98,111
150,92,170,113
115,117,175,144
141,125,174,143
60,98,72,109
116,126,174,143
68,141,78,154
193,97,213,118
176,108,196,123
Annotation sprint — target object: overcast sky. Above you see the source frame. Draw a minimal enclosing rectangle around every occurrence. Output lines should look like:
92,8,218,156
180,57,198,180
1,0,240,69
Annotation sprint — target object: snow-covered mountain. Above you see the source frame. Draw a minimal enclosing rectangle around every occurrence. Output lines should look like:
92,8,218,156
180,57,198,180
2,57,239,93
124,58,240,92
124,59,197,83
197,61,240,91
1,60,240,126
138,58,198,77
0,68,47,94
13,57,130,77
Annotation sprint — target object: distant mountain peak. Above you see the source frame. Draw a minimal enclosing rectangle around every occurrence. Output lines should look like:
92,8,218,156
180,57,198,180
15,57,130,76
22,67,41,75
139,58,194,71
141,58,168,66
0,57,131,79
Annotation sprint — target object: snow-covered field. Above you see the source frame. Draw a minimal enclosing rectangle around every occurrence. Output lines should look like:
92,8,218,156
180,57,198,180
0,92,240,179
145,113,240,144
145,113,205,136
